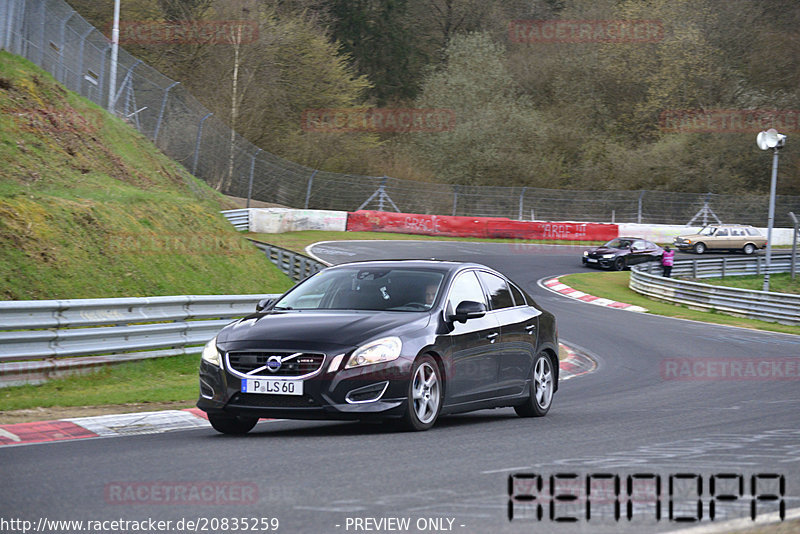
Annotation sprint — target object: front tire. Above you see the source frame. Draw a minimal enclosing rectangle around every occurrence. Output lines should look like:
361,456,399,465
400,355,442,431
613,257,627,271
515,353,554,417
743,243,756,255
693,242,706,254
209,414,258,435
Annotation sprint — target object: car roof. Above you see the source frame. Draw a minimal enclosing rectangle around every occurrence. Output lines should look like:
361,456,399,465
327,259,489,274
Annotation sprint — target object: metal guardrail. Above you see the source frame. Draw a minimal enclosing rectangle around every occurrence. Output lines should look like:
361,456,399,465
221,209,250,231
648,254,794,279
630,255,800,325
248,240,326,282
0,295,278,362
0,236,323,385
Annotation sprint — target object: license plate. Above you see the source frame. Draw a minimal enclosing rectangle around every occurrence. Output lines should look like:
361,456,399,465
241,379,303,396
587,258,598,263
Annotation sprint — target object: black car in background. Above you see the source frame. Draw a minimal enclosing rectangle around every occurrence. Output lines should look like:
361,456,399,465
582,237,665,271
198,260,558,433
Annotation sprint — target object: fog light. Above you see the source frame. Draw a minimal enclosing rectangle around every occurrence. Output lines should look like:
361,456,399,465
345,381,389,404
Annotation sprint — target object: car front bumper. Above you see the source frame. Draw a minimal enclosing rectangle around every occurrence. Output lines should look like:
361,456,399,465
582,257,615,268
197,357,412,421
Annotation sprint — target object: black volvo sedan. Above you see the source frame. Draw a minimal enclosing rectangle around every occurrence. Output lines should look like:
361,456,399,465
198,260,558,433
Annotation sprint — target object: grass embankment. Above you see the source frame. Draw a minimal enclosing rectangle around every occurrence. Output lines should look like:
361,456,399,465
0,51,295,416
0,51,293,299
700,273,800,295
561,271,800,336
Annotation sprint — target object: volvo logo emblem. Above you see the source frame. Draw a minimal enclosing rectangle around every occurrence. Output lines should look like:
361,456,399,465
266,356,282,372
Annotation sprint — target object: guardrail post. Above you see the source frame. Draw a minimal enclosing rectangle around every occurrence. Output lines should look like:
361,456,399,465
246,149,261,209
153,81,179,143
637,190,645,224
756,256,761,275
692,259,698,279
304,170,317,209
722,257,727,278
192,112,213,175
791,212,798,280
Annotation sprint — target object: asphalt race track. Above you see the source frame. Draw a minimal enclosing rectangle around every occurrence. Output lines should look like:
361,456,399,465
2,241,799,534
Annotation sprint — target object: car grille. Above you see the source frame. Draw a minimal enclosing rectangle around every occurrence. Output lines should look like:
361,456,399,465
229,393,320,408
227,352,325,377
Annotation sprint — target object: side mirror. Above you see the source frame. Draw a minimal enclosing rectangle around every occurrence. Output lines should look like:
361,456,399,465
451,300,487,323
256,298,275,312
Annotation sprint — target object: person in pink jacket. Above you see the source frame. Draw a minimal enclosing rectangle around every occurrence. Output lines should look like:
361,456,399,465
661,246,675,277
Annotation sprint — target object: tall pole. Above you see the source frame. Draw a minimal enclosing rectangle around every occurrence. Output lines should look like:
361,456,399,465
762,147,779,292
107,0,120,111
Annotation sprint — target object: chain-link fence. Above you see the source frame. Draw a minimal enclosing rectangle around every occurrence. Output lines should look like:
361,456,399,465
3,0,800,226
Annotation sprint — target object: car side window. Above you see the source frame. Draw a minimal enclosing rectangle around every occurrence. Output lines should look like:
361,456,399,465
632,240,646,250
477,272,514,310
447,271,487,313
746,228,761,236
717,229,728,236
510,283,526,307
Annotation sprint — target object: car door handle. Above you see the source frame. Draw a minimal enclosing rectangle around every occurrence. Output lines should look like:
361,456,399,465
525,324,536,334
486,332,499,343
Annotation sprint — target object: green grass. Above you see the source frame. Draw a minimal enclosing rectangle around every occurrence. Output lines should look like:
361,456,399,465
0,51,294,299
0,355,199,411
561,271,800,336
249,230,606,256
698,273,800,295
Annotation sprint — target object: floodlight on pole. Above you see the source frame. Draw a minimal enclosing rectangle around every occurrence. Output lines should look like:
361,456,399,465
755,128,786,292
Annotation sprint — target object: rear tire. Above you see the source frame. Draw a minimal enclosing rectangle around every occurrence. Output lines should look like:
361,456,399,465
209,414,258,435
400,355,442,431
515,353,554,417
693,243,706,254
743,243,756,255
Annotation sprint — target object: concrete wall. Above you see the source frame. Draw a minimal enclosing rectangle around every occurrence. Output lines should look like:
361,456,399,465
619,223,795,246
249,208,347,233
245,208,796,246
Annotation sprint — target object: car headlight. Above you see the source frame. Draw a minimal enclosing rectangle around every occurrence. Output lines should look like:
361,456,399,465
602,253,615,259
201,337,221,367
345,337,402,369
583,251,588,256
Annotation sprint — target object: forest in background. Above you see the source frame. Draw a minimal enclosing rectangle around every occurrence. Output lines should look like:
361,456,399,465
69,0,800,195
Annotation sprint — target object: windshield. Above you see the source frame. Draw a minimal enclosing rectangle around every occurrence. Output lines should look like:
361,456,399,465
603,238,632,249
274,267,445,312
698,226,716,236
